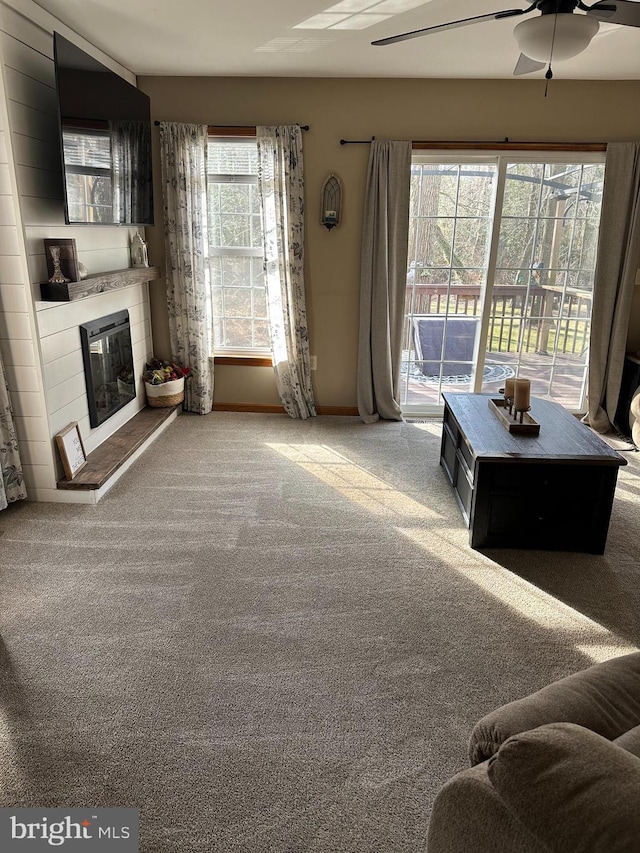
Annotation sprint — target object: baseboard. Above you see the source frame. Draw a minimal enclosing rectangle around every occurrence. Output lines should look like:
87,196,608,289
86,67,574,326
213,403,359,416
213,403,287,414
28,487,100,505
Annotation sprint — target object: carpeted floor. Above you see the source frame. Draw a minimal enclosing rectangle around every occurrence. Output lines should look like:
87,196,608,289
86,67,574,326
1,412,639,852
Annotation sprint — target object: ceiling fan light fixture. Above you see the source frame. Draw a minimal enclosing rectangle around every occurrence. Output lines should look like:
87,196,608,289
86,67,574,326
514,13,600,62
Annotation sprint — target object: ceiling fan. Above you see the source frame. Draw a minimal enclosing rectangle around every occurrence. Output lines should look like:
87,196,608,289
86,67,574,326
372,0,640,77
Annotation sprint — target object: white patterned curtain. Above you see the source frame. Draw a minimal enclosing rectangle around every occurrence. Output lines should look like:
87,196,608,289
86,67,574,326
160,122,214,414
585,142,640,433
0,355,26,510
257,126,316,419
357,140,412,423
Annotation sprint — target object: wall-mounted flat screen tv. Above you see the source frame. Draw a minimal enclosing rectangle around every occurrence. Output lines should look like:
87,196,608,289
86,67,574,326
53,33,154,226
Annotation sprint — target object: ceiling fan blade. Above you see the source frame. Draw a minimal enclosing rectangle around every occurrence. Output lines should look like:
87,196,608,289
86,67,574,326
513,53,547,75
371,8,528,47
587,0,640,27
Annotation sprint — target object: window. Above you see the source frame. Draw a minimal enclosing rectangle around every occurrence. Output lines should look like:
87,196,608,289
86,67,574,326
206,138,268,354
403,152,605,414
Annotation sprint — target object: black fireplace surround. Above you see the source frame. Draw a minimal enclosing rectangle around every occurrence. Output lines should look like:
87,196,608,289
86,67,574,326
80,310,135,428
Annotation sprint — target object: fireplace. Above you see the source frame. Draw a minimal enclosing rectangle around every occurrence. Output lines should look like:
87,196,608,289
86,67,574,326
80,310,135,428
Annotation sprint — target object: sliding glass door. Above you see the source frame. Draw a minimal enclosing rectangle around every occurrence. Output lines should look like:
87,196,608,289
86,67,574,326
401,153,605,414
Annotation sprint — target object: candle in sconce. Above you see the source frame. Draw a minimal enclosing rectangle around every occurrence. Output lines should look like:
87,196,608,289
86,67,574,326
504,378,515,399
514,378,531,411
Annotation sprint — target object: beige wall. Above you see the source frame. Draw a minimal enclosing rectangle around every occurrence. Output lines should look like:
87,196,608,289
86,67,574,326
139,76,640,409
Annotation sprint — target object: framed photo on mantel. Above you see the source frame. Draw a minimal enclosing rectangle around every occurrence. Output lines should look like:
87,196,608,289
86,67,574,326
44,238,80,283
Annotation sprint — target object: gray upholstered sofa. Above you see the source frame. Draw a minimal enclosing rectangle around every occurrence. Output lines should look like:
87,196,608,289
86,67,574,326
427,652,640,852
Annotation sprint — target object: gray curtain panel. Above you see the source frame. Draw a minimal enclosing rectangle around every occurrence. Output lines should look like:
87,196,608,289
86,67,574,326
357,140,411,423
159,122,214,414
585,142,640,433
257,126,316,419
0,355,26,510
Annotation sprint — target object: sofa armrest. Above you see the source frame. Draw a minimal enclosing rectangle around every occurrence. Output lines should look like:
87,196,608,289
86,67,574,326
488,723,640,853
470,652,640,765
426,763,548,853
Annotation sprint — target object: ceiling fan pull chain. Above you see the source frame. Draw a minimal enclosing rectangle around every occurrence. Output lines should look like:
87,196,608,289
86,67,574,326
544,64,554,95
544,1,560,96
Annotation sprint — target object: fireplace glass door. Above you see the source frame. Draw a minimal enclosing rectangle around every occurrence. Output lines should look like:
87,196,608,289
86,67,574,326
80,310,135,428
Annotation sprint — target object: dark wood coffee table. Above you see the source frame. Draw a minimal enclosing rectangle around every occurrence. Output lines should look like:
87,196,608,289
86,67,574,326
440,392,627,553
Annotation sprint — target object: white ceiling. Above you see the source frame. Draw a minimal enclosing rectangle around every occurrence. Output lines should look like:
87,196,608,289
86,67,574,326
33,0,640,80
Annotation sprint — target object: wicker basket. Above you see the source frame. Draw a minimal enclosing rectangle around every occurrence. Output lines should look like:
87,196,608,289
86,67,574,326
145,376,185,408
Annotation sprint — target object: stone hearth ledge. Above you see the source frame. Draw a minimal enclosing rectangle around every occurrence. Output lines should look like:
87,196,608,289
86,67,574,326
56,405,179,504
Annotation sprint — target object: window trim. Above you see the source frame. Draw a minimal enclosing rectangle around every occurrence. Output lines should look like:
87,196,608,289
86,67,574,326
214,355,272,367
208,126,257,137
208,133,269,357
411,142,606,153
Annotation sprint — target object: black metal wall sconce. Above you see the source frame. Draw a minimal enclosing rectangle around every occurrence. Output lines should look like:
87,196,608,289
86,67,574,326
321,174,342,230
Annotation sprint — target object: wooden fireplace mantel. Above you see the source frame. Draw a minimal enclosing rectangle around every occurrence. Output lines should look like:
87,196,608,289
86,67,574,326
40,265,160,302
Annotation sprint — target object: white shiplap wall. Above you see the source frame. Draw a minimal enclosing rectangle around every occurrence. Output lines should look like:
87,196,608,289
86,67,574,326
0,22,52,496
0,0,154,501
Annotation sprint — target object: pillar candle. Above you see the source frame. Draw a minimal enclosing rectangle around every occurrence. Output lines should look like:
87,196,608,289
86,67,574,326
504,378,515,399
514,378,531,411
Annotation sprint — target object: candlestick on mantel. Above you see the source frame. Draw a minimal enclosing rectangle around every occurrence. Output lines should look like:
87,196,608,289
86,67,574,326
514,378,531,415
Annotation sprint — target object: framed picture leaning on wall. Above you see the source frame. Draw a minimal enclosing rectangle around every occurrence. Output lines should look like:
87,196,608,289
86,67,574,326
55,422,87,480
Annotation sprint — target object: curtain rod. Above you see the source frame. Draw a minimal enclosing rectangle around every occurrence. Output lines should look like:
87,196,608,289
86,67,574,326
339,137,606,151
154,122,310,131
